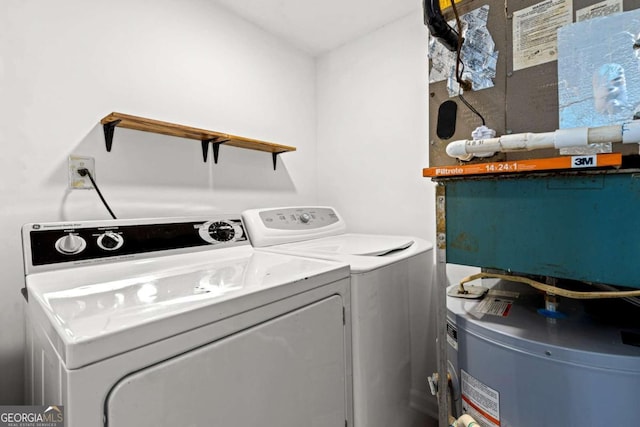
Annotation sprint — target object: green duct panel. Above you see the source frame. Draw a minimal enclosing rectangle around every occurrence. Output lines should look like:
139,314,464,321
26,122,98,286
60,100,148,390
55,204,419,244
445,173,640,288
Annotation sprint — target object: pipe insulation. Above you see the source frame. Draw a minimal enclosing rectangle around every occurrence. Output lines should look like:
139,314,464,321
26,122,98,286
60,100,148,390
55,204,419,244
460,272,640,299
445,121,640,160
423,0,460,52
455,414,480,427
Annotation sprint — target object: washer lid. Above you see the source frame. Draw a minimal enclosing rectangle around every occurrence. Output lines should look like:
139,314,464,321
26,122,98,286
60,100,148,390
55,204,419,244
265,233,433,273
285,234,415,256
25,246,349,369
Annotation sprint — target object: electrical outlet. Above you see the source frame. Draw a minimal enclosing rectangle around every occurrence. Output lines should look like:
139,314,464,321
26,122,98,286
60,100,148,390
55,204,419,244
68,155,95,189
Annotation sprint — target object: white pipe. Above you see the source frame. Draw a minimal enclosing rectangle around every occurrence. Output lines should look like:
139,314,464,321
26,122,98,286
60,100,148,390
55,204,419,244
455,414,480,427
445,121,640,160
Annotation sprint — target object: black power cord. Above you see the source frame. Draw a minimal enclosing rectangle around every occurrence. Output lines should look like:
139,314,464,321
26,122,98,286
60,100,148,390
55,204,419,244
459,92,486,125
448,0,487,127
77,168,117,219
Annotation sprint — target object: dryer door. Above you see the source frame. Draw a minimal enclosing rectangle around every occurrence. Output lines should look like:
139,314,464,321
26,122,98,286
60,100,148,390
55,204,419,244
106,296,347,427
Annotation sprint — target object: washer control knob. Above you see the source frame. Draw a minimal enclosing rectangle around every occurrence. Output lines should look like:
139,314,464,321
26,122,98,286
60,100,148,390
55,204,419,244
55,233,87,255
97,231,124,251
300,213,311,223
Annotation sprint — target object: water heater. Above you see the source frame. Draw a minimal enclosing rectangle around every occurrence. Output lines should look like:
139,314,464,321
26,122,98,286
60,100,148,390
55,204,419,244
446,279,640,427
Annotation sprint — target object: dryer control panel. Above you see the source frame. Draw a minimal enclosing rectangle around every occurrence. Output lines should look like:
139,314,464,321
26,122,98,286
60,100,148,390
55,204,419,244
242,206,348,247
258,207,339,230
23,217,247,272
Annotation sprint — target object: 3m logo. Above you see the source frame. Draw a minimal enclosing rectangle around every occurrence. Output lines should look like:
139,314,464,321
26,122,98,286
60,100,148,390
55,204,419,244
572,155,596,168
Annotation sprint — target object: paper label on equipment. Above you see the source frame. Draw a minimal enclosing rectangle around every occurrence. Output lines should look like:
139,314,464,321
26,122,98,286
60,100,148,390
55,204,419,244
512,0,573,71
461,370,501,426
487,289,519,298
576,0,622,21
474,297,514,318
446,321,458,351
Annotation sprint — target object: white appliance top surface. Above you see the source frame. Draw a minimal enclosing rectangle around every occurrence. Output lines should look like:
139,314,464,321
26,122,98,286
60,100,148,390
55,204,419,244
242,206,432,273
263,233,433,273
26,246,349,369
279,233,415,256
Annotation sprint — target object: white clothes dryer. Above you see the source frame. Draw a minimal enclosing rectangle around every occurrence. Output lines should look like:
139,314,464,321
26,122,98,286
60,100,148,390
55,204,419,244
242,207,436,427
22,216,352,427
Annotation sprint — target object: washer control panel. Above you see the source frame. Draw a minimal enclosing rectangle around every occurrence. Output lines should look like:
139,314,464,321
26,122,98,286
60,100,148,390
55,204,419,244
24,217,248,268
258,207,339,230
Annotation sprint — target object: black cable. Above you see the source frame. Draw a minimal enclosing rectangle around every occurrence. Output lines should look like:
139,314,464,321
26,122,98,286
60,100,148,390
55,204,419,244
77,168,117,219
459,92,486,125
450,0,465,87
456,54,486,126
449,0,485,127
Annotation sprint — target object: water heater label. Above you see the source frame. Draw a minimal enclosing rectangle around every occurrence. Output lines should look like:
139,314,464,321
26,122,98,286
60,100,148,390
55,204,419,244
446,322,458,351
461,370,501,427
474,297,514,318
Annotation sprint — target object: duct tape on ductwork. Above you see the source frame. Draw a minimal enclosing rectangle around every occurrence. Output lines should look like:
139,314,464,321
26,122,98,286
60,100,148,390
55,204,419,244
558,8,640,157
557,3,638,130
428,5,497,96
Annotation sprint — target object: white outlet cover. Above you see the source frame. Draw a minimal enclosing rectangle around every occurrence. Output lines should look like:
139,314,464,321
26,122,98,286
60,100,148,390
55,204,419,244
68,155,95,189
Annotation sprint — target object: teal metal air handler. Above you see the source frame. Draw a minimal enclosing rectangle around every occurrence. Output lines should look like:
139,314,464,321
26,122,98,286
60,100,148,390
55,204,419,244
444,171,640,289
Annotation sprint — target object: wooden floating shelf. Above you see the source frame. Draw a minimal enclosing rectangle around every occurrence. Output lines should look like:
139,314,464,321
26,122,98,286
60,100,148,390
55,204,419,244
100,112,296,170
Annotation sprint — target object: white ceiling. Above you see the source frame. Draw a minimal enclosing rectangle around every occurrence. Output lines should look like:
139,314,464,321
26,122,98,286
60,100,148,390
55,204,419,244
212,0,422,55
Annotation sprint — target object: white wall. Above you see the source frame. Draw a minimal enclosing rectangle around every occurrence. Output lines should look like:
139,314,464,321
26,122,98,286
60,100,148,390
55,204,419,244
1,0,440,408
0,0,317,404
316,11,438,419
316,11,435,242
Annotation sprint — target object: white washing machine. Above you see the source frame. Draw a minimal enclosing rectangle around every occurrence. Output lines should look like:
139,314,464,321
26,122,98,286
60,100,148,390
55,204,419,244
242,206,436,427
22,216,352,427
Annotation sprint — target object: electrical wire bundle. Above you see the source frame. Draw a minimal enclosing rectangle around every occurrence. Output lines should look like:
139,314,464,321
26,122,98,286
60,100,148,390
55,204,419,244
449,0,486,126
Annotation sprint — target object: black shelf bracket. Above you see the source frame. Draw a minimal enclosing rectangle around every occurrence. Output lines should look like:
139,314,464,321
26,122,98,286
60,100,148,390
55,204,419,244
272,151,286,171
212,140,229,164
103,119,121,152
201,138,216,162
